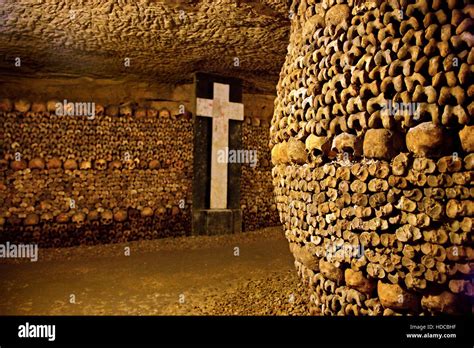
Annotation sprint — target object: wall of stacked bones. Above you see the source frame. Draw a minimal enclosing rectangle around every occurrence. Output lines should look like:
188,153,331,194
270,0,473,315
0,98,279,247
241,117,280,231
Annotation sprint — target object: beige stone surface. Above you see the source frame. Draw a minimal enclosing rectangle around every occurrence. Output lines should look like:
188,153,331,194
0,0,289,93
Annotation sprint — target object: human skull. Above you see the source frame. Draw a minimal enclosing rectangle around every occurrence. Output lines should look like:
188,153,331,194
406,122,450,157
155,207,167,216
88,210,100,221
106,105,119,116
64,159,78,170
0,98,12,112
159,108,171,118
135,107,147,118
29,158,45,170
72,212,86,227
14,99,31,112
305,134,331,155
46,100,59,112
79,160,92,170
119,105,133,116
287,138,307,164
109,160,122,170
331,133,362,156
141,207,154,217
40,212,54,223
101,210,113,225
147,108,158,117
124,159,136,170
11,160,27,171
39,200,53,211
24,213,39,226
95,159,107,170
47,157,62,169
114,209,128,222
95,104,105,115
31,102,47,113
56,213,70,223
149,159,161,170
362,129,393,160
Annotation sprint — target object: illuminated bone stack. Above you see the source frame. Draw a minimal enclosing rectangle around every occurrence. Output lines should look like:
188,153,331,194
241,116,280,230
270,0,473,315
0,97,281,246
0,100,193,246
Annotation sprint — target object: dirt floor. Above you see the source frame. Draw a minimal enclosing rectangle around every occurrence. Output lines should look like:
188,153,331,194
0,227,310,315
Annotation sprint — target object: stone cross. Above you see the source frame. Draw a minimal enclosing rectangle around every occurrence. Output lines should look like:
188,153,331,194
196,83,244,209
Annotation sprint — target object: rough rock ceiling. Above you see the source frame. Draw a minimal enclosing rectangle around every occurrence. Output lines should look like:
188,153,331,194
0,0,290,93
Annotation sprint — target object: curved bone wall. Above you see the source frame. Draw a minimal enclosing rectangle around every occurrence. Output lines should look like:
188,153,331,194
271,0,473,315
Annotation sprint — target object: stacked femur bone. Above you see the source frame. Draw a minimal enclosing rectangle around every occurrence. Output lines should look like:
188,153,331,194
270,0,473,315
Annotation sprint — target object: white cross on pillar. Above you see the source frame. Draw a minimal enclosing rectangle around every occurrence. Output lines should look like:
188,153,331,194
196,83,244,209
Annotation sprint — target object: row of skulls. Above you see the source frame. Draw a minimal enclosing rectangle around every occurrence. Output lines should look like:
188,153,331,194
0,98,190,119
2,157,184,172
4,206,183,228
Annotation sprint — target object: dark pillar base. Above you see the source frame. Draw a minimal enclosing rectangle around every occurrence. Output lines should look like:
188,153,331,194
192,209,242,235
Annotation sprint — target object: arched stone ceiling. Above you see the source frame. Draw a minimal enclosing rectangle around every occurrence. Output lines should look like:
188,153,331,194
0,0,290,93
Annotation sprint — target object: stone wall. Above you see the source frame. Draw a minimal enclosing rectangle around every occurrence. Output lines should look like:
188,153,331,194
0,0,289,93
271,0,473,315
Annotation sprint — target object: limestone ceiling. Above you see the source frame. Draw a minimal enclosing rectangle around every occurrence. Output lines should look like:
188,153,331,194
0,0,290,93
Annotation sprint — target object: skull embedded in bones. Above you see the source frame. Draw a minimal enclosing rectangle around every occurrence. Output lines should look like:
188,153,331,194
79,160,92,170
101,210,113,225
95,159,107,170
72,212,86,227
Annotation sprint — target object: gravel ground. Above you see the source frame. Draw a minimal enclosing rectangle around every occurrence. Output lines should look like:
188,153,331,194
0,226,288,264
191,270,311,316
0,227,311,316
